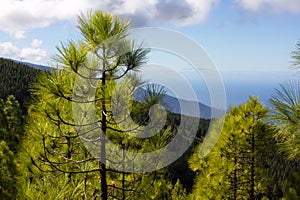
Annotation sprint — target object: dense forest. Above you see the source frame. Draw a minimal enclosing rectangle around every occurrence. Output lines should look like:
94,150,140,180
0,11,300,200
0,58,43,111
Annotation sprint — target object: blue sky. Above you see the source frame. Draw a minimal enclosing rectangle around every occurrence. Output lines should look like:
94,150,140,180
0,0,300,108
0,0,300,72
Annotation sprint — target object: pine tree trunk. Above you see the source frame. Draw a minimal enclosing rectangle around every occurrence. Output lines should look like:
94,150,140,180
233,156,237,200
250,129,255,200
100,161,107,200
100,66,108,200
122,148,126,200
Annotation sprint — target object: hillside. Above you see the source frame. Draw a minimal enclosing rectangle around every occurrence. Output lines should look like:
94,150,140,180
0,57,43,110
134,87,224,119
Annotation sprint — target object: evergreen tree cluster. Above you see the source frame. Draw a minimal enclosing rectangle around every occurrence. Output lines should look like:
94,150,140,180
0,57,42,111
0,95,24,199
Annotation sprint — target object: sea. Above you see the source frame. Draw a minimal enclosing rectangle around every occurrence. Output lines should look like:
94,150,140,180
140,69,299,111
221,70,299,108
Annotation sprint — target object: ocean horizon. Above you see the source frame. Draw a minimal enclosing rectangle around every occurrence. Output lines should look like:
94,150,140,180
142,70,299,110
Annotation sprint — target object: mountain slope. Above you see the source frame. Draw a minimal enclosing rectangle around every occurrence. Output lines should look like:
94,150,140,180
134,87,224,119
0,57,43,110
18,60,51,71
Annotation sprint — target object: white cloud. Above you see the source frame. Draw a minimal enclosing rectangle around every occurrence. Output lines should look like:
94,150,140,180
14,30,26,40
182,0,219,25
112,0,219,27
0,0,218,38
0,42,19,56
236,0,300,13
31,39,43,48
0,0,106,39
19,47,47,61
0,40,47,62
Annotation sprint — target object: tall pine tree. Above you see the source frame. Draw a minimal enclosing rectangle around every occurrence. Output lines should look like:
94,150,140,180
188,97,277,199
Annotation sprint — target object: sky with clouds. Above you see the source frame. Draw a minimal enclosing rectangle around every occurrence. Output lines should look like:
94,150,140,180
0,0,300,72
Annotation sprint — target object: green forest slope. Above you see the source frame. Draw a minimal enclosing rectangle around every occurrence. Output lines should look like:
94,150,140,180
0,57,42,110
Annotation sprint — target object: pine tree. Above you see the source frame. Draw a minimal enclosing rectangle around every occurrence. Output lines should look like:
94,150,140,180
270,81,300,161
0,95,24,153
269,81,300,199
188,97,277,199
0,141,18,199
22,11,181,199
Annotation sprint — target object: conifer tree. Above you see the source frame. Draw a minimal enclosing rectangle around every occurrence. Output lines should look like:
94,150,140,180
269,81,300,199
0,95,23,153
270,82,300,161
188,97,276,199
22,11,180,200
0,141,18,199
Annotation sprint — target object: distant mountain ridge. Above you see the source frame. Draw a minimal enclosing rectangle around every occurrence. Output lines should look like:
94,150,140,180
16,60,51,71
134,87,224,119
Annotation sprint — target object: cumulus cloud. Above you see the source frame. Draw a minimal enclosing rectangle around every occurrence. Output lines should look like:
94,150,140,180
31,39,43,48
0,0,218,38
0,0,106,39
0,42,19,56
19,47,47,61
111,0,219,27
0,39,47,62
236,0,300,13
